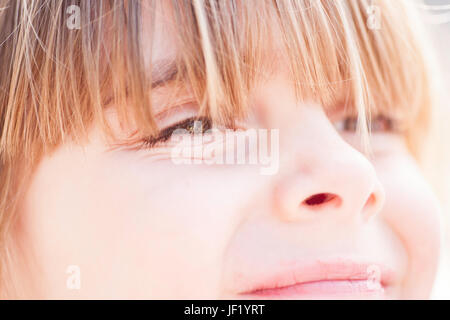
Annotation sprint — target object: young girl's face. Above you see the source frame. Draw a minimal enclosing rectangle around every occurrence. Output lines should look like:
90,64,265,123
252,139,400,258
15,3,441,299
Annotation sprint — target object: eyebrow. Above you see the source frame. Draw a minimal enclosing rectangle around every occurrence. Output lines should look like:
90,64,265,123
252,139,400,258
151,58,181,89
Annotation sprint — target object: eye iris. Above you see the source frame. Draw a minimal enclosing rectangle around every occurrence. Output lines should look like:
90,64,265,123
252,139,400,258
186,123,195,133
344,117,358,131
370,115,392,132
186,118,212,134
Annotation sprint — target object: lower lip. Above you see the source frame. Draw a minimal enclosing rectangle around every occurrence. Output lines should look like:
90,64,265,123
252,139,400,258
244,279,386,299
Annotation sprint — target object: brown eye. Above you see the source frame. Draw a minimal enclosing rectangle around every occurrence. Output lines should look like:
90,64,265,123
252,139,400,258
333,116,358,132
143,116,212,148
369,115,395,132
333,115,396,133
185,118,211,134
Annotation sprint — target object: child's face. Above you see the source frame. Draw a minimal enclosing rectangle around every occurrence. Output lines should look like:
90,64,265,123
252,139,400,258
16,4,441,299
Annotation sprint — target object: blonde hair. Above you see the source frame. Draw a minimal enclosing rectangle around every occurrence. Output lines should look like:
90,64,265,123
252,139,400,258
0,0,442,296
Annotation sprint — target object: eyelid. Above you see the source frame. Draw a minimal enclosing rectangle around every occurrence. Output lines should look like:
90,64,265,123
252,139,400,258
153,101,198,123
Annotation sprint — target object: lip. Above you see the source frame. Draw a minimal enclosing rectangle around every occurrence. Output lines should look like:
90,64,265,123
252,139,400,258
238,259,395,299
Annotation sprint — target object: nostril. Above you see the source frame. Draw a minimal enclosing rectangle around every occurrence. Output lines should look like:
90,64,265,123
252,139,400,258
303,193,338,207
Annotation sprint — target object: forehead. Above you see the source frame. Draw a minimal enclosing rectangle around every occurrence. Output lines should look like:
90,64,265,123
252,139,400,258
141,1,193,114
140,2,369,112
142,1,178,72
143,0,285,75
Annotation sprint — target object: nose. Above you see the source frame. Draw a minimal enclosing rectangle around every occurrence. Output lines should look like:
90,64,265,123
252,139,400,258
273,158,385,223
269,105,386,223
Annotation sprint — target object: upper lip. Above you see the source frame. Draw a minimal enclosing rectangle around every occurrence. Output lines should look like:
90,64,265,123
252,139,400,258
238,258,396,295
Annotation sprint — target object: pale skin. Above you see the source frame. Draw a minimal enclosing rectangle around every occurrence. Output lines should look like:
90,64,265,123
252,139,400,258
11,3,441,299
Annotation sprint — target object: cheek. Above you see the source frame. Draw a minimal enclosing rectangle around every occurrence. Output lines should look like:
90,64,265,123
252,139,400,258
98,163,230,298
374,154,442,298
22,140,262,298
92,157,268,298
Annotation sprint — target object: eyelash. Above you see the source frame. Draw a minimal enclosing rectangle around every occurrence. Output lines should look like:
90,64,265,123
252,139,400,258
142,116,212,148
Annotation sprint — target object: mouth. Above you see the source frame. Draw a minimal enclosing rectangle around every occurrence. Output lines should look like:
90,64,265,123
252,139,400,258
238,259,395,299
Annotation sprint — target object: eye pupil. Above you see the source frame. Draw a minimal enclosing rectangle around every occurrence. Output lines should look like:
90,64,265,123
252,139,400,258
186,123,194,133
344,117,358,131
187,118,212,134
